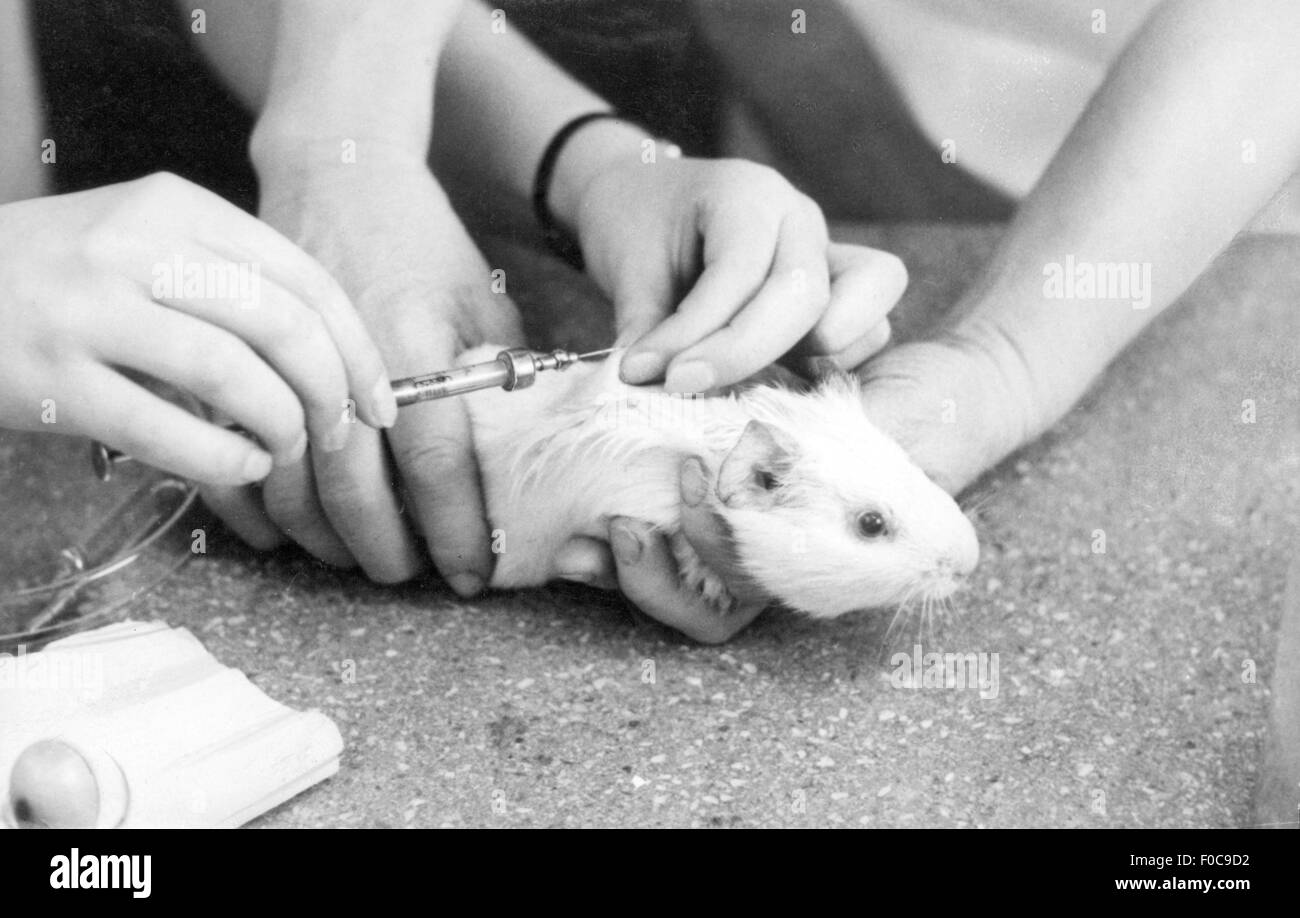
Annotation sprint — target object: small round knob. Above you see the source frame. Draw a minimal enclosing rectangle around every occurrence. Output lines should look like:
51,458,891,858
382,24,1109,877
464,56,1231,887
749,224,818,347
8,738,128,829
9,739,100,828
497,349,539,391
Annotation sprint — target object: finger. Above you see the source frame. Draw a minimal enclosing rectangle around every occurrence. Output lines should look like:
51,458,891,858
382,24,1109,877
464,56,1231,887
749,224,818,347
553,536,619,590
620,212,780,385
608,517,763,644
65,364,274,486
91,298,307,466
664,212,830,392
679,457,771,608
186,188,398,427
796,318,892,379
198,483,286,551
260,456,357,568
380,313,493,597
612,267,678,383
798,243,907,357
312,421,426,583
389,396,492,596
151,242,359,454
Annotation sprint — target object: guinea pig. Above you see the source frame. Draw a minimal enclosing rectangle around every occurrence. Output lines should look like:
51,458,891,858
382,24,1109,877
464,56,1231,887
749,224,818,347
459,345,979,619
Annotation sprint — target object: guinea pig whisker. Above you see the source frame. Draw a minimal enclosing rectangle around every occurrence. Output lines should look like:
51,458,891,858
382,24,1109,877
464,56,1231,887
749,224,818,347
882,587,913,638
919,589,955,650
959,489,996,516
879,579,967,665
937,594,953,634
915,587,935,637
905,595,925,650
879,584,924,662
880,605,908,655
922,594,937,647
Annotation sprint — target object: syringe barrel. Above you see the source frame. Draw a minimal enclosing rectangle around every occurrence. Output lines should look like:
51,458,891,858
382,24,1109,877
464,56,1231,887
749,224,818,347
391,349,544,406
392,359,512,406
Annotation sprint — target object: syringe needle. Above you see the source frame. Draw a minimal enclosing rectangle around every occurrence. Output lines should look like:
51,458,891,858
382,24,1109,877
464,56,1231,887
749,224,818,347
573,348,616,362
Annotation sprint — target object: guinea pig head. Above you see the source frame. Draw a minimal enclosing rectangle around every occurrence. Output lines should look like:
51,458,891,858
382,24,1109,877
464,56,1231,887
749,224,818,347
710,382,979,618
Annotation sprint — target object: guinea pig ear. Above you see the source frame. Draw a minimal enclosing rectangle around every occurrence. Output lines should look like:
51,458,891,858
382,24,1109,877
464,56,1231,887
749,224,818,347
716,420,799,508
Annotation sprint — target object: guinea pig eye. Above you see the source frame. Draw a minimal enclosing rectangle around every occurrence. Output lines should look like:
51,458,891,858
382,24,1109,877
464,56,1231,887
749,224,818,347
754,469,779,491
856,511,887,539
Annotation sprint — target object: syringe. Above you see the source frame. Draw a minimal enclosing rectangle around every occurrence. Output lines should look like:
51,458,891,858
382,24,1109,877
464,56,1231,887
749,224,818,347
88,347,616,480
391,347,614,407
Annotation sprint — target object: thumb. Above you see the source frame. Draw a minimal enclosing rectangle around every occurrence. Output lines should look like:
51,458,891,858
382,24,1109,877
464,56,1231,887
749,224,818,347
612,268,678,382
679,457,772,609
553,536,619,590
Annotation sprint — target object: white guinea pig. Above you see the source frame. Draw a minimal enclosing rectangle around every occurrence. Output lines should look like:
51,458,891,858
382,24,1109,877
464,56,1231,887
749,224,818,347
459,345,978,619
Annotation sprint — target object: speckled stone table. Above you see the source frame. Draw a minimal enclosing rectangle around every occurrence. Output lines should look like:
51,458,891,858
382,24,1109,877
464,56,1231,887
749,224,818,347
2,224,1296,828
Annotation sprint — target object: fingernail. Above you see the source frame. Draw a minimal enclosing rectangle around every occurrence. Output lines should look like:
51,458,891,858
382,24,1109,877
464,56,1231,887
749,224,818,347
620,351,664,383
610,521,643,566
665,360,716,394
241,450,273,483
277,430,308,466
556,571,595,585
447,572,484,597
371,376,398,428
320,417,350,453
680,457,709,507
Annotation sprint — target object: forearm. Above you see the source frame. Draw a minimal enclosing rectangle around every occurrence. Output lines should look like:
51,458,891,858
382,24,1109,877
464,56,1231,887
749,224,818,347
435,1,655,230
0,0,48,203
249,0,465,166
951,0,1300,435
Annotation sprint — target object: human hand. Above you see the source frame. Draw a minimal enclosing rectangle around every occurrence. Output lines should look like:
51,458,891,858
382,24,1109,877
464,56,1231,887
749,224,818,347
0,172,395,484
855,325,1040,495
568,155,906,391
552,457,770,644
204,147,523,588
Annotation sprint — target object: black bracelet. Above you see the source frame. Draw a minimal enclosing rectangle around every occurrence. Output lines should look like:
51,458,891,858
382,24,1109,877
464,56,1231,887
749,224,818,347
532,111,623,270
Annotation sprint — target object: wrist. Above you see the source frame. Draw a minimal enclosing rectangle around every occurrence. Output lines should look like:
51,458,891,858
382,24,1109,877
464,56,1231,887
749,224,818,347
250,120,429,186
252,78,433,156
940,313,1051,449
545,116,677,233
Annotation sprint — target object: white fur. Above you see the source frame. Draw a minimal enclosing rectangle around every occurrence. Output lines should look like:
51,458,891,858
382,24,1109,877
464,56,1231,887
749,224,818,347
460,346,978,618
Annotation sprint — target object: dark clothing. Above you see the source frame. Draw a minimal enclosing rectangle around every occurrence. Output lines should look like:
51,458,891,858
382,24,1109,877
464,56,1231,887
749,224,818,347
29,0,1010,221
30,0,257,209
